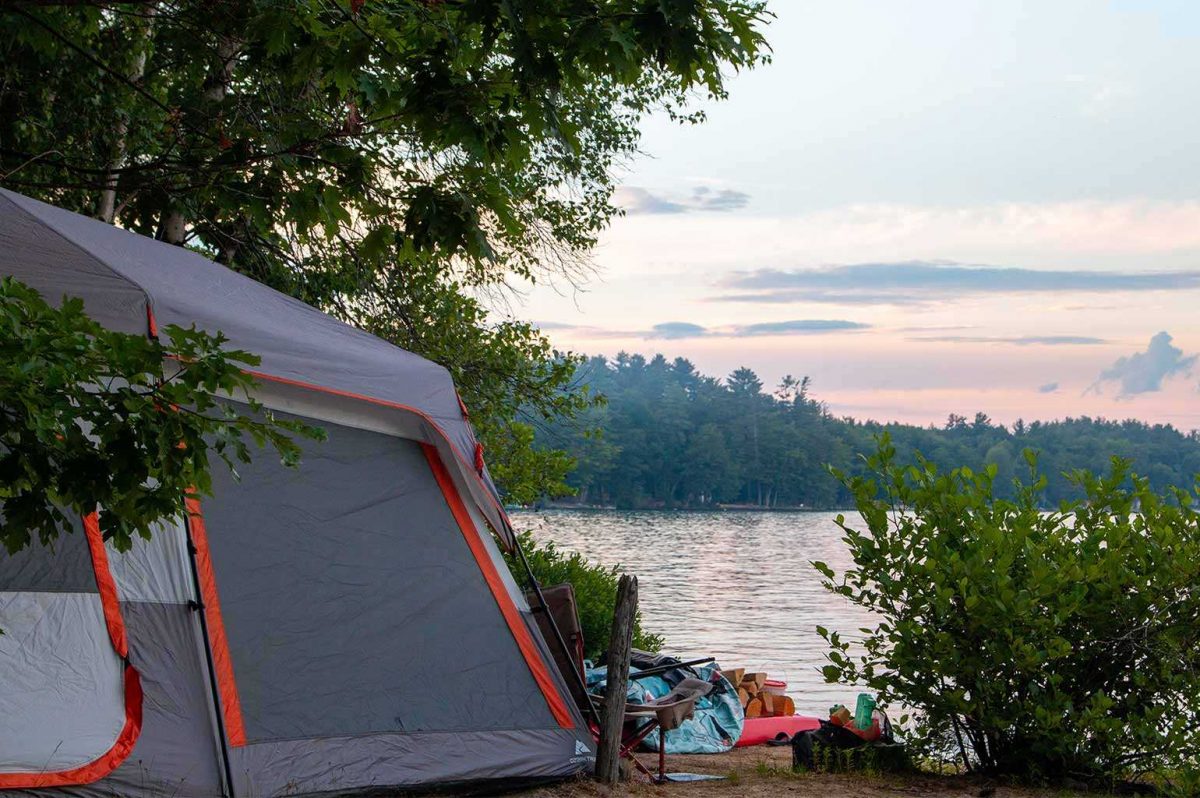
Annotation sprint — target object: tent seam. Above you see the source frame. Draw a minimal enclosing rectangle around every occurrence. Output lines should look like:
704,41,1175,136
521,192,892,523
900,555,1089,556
183,494,248,748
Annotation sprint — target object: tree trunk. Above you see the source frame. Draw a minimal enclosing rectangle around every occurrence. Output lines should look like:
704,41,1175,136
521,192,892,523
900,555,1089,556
202,34,240,103
97,5,158,223
595,574,638,784
158,32,241,245
159,210,187,244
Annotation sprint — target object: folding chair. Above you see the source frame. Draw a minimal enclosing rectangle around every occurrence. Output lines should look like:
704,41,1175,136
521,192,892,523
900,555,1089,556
624,678,713,782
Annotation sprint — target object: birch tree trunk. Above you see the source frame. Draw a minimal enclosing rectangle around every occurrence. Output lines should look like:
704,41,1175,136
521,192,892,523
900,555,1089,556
97,5,157,224
159,32,240,244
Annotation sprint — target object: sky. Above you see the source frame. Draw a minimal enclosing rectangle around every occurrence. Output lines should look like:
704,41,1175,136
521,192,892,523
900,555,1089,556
516,0,1200,431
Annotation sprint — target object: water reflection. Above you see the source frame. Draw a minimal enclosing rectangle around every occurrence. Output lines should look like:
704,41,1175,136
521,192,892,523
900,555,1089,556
513,509,875,716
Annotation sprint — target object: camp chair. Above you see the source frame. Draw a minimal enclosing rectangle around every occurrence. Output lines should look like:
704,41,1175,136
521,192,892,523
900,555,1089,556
525,583,711,782
624,678,713,783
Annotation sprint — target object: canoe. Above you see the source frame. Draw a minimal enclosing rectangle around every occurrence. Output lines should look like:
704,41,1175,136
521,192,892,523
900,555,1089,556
735,714,821,747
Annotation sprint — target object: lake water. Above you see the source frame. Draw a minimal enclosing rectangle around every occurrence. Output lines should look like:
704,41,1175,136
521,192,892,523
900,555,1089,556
511,509,875,717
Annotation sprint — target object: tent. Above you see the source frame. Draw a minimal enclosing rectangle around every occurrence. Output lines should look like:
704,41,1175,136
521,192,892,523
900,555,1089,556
0,189,594,797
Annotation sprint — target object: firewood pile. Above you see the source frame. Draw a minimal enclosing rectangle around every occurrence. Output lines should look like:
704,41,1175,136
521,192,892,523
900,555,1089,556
719,668,796,718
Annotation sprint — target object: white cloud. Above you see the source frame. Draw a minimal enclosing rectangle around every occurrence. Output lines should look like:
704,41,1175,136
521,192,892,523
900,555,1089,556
616,186,751,215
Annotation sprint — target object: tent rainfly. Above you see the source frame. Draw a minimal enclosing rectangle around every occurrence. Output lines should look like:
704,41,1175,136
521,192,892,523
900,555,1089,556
0,189,593,798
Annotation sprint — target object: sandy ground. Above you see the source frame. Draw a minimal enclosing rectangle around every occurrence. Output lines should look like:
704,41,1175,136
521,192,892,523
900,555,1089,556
490,746,1088,798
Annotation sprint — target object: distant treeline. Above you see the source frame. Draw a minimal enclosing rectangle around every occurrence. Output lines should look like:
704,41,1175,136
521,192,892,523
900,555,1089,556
532,353,1200,509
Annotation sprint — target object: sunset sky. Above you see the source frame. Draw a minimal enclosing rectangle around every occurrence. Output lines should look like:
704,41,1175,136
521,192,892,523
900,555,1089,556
516,1,1200,431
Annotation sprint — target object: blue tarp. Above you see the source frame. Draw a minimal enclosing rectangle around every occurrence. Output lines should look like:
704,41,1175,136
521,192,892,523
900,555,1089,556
585,661,744,754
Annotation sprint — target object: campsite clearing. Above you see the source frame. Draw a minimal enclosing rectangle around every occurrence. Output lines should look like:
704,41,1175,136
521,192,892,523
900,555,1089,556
492,747,1090,798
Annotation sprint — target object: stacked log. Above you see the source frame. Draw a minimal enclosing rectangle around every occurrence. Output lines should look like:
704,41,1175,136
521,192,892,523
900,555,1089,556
719,669,796,718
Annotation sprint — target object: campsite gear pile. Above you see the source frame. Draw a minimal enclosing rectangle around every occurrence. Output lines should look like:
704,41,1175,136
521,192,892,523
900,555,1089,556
0,189,594,798
526,578,823,758
721,668,798,718
634,657,744,755
587,652,745,756
527,584,732,778
791,695,909,773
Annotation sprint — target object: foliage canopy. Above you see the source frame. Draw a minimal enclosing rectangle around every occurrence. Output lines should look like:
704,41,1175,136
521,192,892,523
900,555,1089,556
817,434,1200,787
0,0,770,500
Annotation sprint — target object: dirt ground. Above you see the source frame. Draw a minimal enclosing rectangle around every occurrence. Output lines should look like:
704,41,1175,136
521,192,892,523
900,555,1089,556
495,746,1088,798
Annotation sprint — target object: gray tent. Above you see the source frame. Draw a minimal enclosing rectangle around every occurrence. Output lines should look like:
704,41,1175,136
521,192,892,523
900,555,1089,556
0,189,593,797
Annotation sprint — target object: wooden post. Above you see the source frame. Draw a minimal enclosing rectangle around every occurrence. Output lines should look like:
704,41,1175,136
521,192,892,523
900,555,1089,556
595,574,638,784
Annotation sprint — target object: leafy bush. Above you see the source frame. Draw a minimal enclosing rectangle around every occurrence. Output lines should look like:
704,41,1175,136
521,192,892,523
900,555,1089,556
506,532,663,661
0,277,320,554
816,434,1200,787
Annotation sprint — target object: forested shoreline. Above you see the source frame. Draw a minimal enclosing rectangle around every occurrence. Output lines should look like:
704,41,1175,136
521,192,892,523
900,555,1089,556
532,353,1200,509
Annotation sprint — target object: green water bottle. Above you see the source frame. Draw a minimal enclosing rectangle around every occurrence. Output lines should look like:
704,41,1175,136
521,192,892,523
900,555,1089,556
854,693,876,730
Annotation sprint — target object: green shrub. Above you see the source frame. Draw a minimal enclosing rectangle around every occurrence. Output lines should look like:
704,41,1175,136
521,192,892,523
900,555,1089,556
816,434,1200,785
506,531,663,660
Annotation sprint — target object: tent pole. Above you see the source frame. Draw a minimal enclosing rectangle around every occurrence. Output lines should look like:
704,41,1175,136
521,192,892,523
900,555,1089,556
510,532,603,729
183,513,238,798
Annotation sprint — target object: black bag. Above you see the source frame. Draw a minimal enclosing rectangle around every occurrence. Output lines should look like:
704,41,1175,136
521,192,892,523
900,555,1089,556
792,716,901,772
792,721,864,769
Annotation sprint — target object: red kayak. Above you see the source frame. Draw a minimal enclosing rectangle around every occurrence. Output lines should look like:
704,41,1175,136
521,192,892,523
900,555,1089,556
735,714,821,747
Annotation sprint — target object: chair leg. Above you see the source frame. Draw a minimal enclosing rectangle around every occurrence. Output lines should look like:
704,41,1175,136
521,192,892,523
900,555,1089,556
657,727,666,783
615,720,660,782
627,752,657,781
